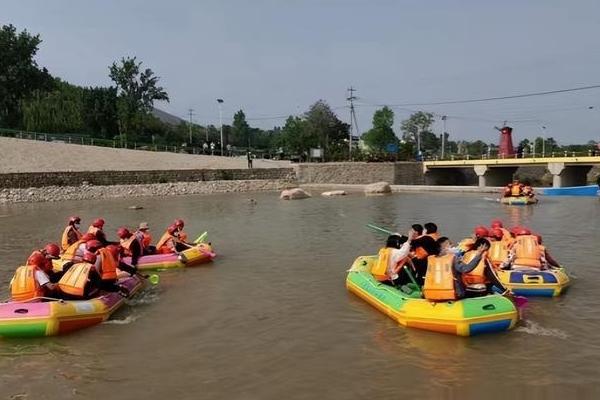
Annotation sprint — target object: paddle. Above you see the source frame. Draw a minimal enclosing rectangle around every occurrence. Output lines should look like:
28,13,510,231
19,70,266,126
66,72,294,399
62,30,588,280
193,232,208,244
366,223,395,236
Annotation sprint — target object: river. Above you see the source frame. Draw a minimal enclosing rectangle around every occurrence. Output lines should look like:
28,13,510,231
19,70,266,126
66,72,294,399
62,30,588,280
1,191,599,399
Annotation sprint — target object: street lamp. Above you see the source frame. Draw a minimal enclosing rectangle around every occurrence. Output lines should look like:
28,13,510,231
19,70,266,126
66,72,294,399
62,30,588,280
441,115,447,160
217,99,224,156
540,126,547,157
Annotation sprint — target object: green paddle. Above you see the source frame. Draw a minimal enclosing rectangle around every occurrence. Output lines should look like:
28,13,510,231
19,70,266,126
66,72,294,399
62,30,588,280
193,232,208,244
366,223,395,236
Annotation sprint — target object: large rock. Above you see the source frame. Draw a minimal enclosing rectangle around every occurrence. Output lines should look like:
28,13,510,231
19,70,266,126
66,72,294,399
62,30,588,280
364,181,391,195
280,188,311,200
321,190,347,197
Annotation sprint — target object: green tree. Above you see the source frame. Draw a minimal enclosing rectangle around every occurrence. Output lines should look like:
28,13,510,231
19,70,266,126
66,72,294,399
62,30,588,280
281,116,310,155
304,100,346,160
109,56,169,142
400,111,434,143
362,106,397,152
232,109,250,148
0,24,54,128
82,86,119,139
21,79,84,133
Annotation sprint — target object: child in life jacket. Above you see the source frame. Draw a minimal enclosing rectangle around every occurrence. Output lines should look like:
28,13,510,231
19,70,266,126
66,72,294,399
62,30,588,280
423,237,508,300
371,229,416,286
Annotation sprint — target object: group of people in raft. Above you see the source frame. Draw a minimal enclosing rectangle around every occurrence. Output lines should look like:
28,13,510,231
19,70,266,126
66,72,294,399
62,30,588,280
9,216,194,302
373,219,560,301
503,179,535,198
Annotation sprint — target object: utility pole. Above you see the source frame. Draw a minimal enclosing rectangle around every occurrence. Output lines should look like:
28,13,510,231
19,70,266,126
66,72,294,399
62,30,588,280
217,99,224,156
187,108,195,145
347,86,359,161
441,115,447,160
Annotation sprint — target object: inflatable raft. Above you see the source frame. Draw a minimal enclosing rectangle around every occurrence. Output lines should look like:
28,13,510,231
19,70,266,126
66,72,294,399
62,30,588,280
0,275,143,338
494,266,570,297
124,243,215,271
500,196,538,205
346,256,518,336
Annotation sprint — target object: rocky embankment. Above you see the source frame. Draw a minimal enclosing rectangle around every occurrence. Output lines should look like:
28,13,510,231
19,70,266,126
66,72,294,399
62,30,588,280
0,180,292,204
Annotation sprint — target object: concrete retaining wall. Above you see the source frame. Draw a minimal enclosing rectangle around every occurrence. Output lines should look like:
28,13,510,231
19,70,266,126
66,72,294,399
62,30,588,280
0,168,296,188
295,162,425,185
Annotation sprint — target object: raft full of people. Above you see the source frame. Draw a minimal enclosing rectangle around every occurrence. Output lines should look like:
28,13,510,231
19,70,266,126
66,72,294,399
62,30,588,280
346,220,570,336
500,180,538,205
0,217,215,338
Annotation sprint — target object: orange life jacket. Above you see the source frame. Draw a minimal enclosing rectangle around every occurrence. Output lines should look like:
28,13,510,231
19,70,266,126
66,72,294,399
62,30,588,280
513,235,542,268
120,235,140,256
61,225,82,251
137,231,152,248
371,247,407,282
423,254,457,301
156,231,176,253
58,262,92,297
461,250,489,285
62,240,86,262
488,241,509,268
511,184,522,197
97,248,118,281
10,265,45,301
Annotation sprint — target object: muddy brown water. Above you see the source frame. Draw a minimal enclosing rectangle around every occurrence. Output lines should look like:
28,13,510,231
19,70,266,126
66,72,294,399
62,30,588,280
1,192,599,399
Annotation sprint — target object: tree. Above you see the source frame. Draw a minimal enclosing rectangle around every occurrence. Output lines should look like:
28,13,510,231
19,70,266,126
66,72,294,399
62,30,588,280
0,24,54,128
304,100,346,160
109,56,169,142
362,106,397,152
232,109,250,148
281,116,310,155
400,111,434,144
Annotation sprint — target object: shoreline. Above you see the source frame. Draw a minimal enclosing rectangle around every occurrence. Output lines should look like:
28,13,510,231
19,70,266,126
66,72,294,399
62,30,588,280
0,180,294,204
1,181,542,204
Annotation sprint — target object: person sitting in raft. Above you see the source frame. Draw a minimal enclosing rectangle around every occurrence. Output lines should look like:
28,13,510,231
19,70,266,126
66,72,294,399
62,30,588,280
173,219,190,244
522,185,534,198
411,224,424,238
156,224,189,254
10,252,59,301
87,218,118,246
116,227,143,267
58,251,103,299
62,232,96,263
490,219,512,243
90,244,136,293
459,237,509,296
26,243,61,272
423,222,440,240
410,228,438,285
535,234,561,268
371,230,416,286
423,237,508,301
502,228,559,270
456,225,489,256
135,222,155,254
61,216,83,252
486,228,510,268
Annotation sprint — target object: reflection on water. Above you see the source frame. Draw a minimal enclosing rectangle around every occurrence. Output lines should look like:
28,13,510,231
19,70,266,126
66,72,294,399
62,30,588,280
1,192,599,399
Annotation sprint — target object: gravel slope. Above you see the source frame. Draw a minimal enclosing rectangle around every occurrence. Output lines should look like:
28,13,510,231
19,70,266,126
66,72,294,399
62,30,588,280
0,137,290,173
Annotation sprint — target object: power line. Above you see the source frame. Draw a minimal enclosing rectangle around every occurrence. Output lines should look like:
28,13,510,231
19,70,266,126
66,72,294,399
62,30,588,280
366,84,600,107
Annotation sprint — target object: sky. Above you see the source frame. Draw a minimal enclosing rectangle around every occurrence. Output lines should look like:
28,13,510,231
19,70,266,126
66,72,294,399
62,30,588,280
3,0,600,145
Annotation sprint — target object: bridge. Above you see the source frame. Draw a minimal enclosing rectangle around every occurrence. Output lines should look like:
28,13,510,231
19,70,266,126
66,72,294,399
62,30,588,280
423,156,600,187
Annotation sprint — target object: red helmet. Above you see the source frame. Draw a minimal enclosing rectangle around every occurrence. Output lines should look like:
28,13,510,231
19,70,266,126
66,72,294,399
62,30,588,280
174,219,185,229
28,252,46,268
92,218,105,228
117,227,131,239
490,219,503,229
86,240,103,252
81,233,96,242
516,227,532,236
82,251,97,264
69,216,81,225
43,243,61,259
106,245,121,261
473,226,489,238
490,228,504,240
167,224,178,235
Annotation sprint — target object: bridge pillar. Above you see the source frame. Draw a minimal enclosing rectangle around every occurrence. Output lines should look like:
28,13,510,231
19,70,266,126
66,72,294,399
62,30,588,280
547,162,592,187
473,165,517,187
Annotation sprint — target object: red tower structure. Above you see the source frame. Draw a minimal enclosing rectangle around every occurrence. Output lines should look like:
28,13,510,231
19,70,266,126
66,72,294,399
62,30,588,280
498,126,515,157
